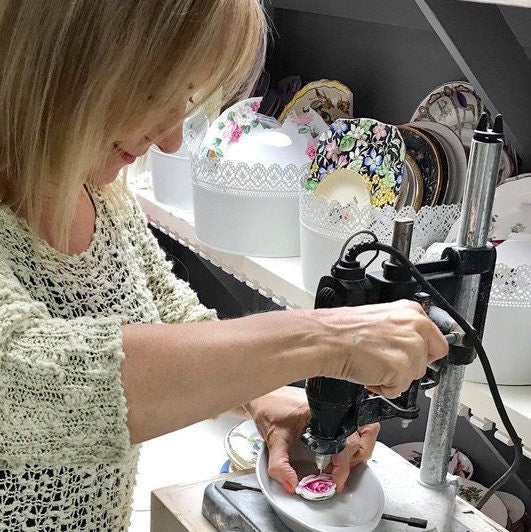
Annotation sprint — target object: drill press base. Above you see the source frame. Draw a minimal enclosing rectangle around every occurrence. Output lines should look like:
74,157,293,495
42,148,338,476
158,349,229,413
202,443,505,531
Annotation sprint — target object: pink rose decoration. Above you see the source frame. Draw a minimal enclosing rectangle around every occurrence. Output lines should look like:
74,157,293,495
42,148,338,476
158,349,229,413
306,140,318,160
295,474,336,501
251,100,260,113
229,123,243,144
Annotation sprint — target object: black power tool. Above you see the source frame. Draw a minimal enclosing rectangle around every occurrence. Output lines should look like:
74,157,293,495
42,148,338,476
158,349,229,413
301,218,496,472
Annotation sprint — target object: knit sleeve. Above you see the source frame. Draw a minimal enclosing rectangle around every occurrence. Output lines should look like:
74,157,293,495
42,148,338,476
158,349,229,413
0,256,130,468
127,191,217,324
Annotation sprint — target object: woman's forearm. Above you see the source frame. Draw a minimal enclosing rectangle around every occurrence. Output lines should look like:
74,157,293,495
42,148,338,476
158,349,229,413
120,310,326,444
121,300,449,444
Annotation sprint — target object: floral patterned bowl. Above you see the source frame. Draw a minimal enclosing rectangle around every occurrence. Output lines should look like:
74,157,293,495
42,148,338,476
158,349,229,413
306,118,406,207
201,97,326,167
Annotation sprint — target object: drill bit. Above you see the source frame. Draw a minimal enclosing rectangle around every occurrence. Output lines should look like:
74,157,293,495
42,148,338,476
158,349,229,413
315,453,331,473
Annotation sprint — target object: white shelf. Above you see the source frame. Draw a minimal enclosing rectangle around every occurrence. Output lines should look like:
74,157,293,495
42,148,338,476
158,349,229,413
136,187,531,457
461,382,531,458
135,188,314,310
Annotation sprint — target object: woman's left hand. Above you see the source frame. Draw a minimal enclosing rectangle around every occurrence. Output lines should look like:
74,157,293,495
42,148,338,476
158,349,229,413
246,386,380,494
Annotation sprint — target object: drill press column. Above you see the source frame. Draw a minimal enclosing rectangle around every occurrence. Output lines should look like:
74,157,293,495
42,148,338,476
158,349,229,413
420,114,503,486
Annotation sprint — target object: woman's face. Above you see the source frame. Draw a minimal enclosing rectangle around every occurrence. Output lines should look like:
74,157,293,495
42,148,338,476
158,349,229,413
97,81,200,186
98,114,185,186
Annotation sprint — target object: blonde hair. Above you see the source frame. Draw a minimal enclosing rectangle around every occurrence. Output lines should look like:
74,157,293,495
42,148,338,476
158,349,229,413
0,0,266,250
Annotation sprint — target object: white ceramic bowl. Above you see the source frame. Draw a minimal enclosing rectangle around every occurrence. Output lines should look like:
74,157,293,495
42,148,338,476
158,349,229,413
150,145,192,210
149,108,209,210
256,439,384,532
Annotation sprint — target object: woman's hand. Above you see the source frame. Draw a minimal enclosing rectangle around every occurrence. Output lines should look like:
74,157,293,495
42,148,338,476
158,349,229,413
246,387,379,493
300,299,448,398
322,423,379,493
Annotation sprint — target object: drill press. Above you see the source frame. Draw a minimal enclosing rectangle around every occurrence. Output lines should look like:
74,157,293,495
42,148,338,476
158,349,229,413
301,114,507,515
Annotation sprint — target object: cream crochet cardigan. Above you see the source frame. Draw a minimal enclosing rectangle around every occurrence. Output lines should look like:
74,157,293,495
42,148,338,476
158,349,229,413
0,185,216,530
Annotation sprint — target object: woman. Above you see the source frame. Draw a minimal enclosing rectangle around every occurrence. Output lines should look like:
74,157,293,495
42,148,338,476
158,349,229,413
0,1,447,530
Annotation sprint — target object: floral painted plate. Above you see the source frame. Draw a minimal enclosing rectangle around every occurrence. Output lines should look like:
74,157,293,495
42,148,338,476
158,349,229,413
411,81,518,184
278,79,353,126
307,118,406,208
395,155,424,212
398,125,442,207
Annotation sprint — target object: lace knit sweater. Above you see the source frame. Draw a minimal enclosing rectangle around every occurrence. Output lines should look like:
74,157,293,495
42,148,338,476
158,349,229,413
0,185,216,531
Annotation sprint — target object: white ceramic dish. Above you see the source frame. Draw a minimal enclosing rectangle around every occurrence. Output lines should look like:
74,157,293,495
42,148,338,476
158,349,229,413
150,108,209,210
150,145,192,209
458,480,508,528
256,439,384,532
391,442,473,479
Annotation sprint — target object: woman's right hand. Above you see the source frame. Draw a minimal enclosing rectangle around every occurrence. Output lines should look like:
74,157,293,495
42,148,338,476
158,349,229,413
301,299,448,398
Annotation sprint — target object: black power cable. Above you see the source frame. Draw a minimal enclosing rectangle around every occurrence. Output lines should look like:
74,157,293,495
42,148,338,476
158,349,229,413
343,234,523,510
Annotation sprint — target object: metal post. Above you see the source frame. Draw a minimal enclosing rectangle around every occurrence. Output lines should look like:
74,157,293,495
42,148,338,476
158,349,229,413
420,115,503,486
389,218,414,265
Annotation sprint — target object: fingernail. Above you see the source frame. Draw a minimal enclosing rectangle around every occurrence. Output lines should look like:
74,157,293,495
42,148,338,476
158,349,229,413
283,481,295,494
337,484,345,494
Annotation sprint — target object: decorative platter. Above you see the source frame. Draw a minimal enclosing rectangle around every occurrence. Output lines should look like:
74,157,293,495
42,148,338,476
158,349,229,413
418,128,449,205
224,420,264,470
411,81,483,147
391,442,474,479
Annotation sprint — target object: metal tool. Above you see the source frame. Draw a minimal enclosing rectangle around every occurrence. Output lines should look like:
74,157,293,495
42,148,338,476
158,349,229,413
301,114,502,497
381,513,428,528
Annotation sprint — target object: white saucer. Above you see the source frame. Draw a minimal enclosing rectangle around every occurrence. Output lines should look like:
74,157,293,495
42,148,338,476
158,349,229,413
314,168,370,206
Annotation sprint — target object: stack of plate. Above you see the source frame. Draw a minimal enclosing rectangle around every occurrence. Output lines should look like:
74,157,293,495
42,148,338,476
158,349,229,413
398,122,468,208
411,81,519,185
